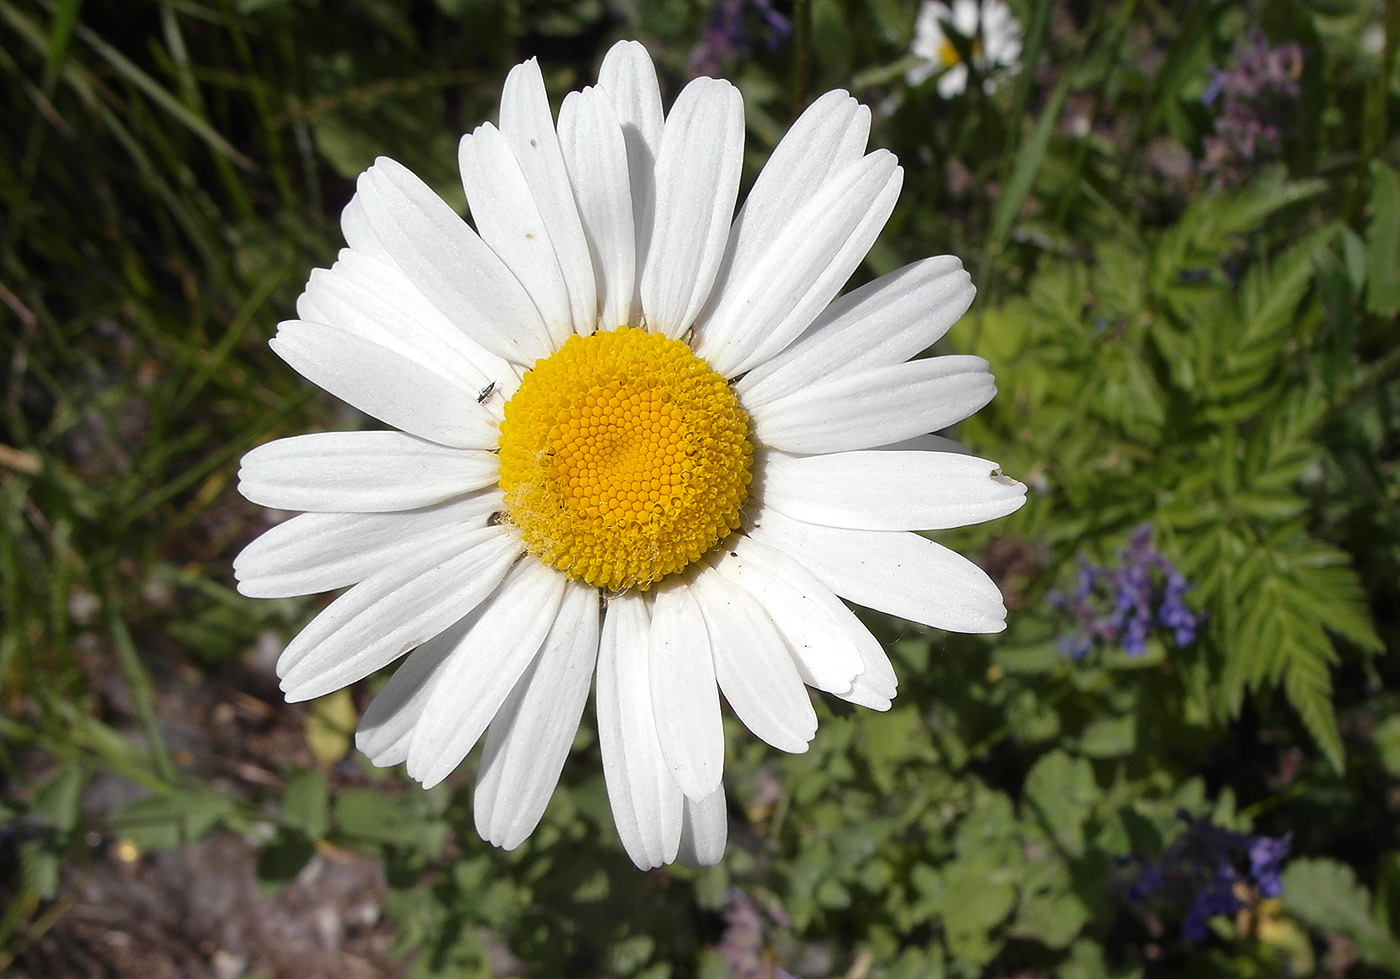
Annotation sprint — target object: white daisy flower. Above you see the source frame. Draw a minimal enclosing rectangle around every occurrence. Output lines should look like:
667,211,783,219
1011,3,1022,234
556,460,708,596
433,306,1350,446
907,0,1024,97
235,40,1025,870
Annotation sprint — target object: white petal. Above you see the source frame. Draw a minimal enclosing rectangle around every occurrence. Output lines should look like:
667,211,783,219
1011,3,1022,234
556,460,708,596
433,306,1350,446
727,534,898,709
270,321,497,449
677,786,727,868
648,583,725,801
234,491,502,598
597,593,683,869
747,356,995,455
238,432,498,512
748,507,1008,634
298,262,495,404
694,152,902,378
338,195,389,261
355,157,553,366
596,40,663,320
714,538,863,696
938,65,970,98
639,78,744,339
498,58,598,337
596,41,664,151
277,527,521,700
758,449,1027,531
558,87,636,331
407,560,567,788
705,90,869,306
737,256,975,406
321,249,522,404
458,124,574,348
355,614,473,766
692,566,816,753
473,581,599,850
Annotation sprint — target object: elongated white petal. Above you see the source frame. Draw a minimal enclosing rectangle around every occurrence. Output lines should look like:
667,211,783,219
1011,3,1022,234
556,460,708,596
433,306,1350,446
758,450,1027,531
714,540,861,695
596,41,663,318
270,322,497,449
559,87,635,330
738,256,975,406
748,356,995,455
692,566,816,753
749,507,1008,634
704,90,869,307
596,41,664,152
277,527,521,700
459,124,574,348
339,195,389,261
640,78,744,339
648,583,725,801
234,491,502,598
677,786,727,868
355,157,553,366
597,593,683,869
298,262,494,404
320,249,522,404
474,581,600,849
695,152,903,378
407,560,566,788
726,534,897,709
355,614,473,766
498,58,598,337
238,432,498,513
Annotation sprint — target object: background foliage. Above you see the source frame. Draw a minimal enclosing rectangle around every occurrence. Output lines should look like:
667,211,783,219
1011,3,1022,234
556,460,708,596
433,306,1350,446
2,0,1399,976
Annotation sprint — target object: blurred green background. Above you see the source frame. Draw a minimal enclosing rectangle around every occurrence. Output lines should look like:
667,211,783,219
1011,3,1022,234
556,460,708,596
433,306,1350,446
3,0,1399,976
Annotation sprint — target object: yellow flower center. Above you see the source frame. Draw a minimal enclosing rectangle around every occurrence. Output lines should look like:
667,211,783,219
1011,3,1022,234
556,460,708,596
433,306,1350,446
497,327,753,592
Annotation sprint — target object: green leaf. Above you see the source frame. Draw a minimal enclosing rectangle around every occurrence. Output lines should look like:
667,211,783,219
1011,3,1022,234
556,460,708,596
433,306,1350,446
282,768,330,840
990,79,1071,250
32,766,85,834
256,830,317,893
1012,856,1090,949
1375,715,1400,775
334,787,448,857
111,789,234,851
1282,858,1400,971
1364,160,1400,315
1023,751,1097,857
942,852,1017,967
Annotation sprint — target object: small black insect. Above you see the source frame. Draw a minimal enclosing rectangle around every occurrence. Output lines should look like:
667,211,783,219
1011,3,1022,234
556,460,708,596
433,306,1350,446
476,381,496,404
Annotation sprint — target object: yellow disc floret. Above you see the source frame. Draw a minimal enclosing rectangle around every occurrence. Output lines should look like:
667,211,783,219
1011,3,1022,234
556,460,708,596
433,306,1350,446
497,327,753,592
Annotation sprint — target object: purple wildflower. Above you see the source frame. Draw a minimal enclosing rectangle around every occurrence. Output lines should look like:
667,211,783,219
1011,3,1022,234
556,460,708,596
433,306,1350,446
688,0,792,78
1122,811,1292,943
1051,525,1198,659
1201,27,1304,187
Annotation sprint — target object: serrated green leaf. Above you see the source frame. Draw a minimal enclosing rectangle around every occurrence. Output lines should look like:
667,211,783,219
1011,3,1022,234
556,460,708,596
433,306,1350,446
1282,858,1400,971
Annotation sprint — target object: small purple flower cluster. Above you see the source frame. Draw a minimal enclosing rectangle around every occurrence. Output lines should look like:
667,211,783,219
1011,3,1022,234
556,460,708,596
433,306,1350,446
1125,811,1291,943
1201,27,1304,187
1052,525,1198,659
688,0,792,78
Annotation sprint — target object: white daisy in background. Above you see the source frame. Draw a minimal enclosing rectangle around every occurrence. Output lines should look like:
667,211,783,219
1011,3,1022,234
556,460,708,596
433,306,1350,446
907,0,1024,98
234,40,1025,870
